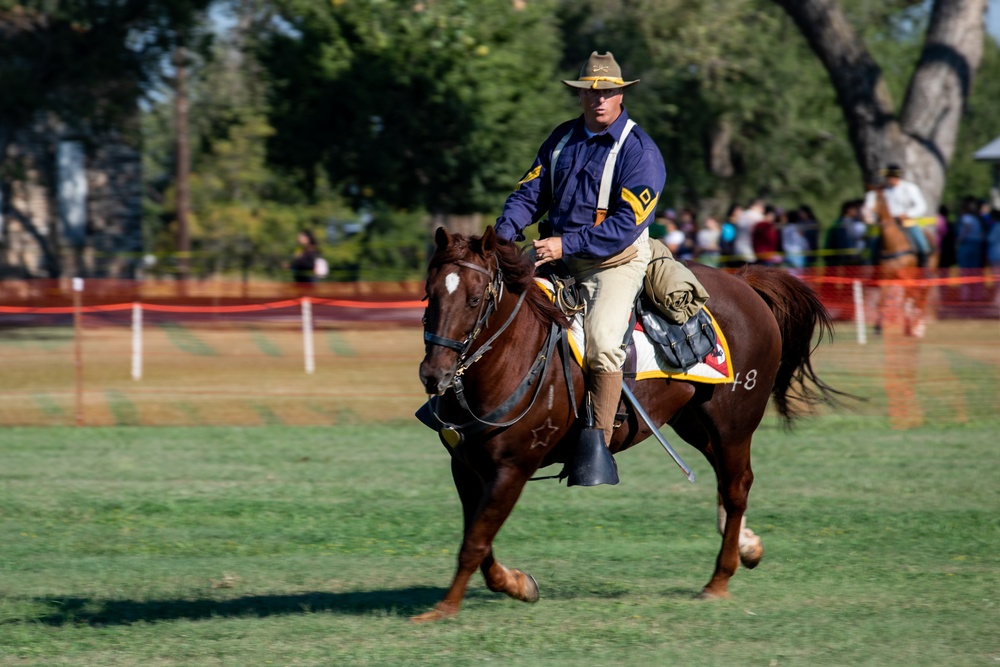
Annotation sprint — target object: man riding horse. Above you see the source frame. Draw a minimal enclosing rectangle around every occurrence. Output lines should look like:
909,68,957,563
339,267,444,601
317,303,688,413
862,163,932,266
493,51,666,486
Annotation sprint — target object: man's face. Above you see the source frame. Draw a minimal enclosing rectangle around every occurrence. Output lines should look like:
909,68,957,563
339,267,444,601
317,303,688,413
887,176,901,188
578,87,623,132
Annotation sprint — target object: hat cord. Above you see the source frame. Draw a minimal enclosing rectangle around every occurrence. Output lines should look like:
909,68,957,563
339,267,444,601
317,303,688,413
580,76,625,88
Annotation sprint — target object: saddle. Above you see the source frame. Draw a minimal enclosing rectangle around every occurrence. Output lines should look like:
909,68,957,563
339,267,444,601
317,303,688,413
539,258,716,373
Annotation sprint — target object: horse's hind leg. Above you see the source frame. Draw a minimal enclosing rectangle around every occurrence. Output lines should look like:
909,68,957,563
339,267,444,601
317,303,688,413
411,458,535,623
717,500,763,569
700,435,757,599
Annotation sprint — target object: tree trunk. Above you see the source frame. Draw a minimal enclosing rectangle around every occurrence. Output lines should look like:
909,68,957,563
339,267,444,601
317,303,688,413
898,0,986,213
772,0,985,213
4,203,61,278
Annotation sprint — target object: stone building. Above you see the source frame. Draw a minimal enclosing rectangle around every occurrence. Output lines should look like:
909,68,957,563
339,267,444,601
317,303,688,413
0,114,143,279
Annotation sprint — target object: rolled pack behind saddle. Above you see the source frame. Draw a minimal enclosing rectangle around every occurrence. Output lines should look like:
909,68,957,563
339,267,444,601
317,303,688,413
635,238,715,372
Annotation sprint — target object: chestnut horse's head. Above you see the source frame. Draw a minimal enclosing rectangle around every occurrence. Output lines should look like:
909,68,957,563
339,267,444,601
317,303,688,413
419,226,502,395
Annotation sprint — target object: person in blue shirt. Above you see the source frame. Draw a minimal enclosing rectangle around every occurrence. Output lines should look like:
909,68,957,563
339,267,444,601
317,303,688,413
494,52,666,482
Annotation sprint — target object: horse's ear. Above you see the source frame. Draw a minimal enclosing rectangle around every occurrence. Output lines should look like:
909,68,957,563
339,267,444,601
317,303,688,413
481,225,497,255
435,226,451,250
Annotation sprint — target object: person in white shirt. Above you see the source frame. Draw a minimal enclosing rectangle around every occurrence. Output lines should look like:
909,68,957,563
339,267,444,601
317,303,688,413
862,164,931,266
733,198,764,265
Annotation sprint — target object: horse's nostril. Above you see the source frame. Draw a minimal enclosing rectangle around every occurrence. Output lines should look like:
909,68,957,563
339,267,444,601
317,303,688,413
419,363,454,396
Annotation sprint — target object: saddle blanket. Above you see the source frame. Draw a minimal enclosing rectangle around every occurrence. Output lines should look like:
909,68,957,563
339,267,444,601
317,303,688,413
536,278,734,383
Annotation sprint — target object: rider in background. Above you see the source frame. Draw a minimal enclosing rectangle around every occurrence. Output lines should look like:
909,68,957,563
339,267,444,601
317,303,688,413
862,164,931,267
494,51,666,460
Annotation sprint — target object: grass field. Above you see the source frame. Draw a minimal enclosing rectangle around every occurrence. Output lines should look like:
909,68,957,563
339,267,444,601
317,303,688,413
1,417,998,666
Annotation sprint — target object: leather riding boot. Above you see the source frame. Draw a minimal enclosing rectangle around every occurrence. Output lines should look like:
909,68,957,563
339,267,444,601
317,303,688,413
590,370,624,446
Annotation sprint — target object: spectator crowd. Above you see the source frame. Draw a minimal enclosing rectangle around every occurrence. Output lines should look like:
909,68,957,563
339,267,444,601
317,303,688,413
647,196,1000,271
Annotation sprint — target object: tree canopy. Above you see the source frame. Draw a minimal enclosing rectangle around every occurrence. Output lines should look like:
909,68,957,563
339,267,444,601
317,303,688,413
260,0,568,215
124,1,1000,277
0,1,212,158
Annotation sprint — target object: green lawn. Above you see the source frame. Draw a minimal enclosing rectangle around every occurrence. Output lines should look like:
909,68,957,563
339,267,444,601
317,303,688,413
1,418,998,666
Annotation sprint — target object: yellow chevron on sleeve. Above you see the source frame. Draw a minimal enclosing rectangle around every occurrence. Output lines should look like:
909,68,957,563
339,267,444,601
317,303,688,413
515,165,542,191
621,187,659,225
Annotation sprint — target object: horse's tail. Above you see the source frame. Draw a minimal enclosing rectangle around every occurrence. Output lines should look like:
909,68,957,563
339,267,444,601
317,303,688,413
737,265,851,425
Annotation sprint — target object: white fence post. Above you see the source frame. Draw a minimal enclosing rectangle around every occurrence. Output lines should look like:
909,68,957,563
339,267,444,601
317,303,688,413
853,279,867,345
72,277,84,426
132,302,143,380
301,297,315,374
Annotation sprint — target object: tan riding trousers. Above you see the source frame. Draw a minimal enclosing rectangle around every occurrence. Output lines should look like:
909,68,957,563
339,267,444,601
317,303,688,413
565,230,651,373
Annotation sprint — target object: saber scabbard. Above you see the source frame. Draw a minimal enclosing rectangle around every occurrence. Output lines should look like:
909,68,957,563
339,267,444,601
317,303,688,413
621,383,695,483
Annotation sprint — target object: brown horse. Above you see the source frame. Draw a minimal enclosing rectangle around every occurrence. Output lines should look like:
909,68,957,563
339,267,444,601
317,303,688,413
870,186,934,337
415,225,844,623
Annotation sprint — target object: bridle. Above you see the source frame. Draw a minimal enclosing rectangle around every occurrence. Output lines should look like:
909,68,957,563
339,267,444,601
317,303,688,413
421,254,563,442
423,259,506,367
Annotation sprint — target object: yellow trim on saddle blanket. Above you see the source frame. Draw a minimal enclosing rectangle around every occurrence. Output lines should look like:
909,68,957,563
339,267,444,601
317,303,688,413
534,278,734,384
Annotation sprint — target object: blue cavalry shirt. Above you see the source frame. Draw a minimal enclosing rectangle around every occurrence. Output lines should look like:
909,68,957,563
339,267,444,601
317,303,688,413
495,108,666,259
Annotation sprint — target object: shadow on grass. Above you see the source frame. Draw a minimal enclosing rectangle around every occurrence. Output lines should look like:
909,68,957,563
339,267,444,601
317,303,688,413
12,584,704,627
22,587,455,626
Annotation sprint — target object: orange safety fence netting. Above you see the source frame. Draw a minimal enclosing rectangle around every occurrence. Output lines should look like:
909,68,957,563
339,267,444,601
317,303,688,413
0,272,997,428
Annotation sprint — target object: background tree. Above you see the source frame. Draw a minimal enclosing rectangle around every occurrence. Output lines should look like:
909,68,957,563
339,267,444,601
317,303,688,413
942,34,1000,209
0,0,211,277
130,1,998,278
772,0,987,212
259,0,568,233
143,0,355,280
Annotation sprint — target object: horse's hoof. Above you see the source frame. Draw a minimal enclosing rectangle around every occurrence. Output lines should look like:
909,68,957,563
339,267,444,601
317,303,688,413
739,534,764,569
503,570,539,603
696,588,731,601
520,573,540,603
410,605,458,623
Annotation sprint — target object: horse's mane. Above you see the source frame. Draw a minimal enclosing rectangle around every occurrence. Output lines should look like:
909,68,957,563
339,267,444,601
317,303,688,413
429,232,568,329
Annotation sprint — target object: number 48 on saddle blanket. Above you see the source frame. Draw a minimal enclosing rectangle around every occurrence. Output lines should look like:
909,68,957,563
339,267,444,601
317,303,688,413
541,237,732,384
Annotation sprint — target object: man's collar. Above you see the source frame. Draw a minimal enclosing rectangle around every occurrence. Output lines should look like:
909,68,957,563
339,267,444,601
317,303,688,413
576,107,631,142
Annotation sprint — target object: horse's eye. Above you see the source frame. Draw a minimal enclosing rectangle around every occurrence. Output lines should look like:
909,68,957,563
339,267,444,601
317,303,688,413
469,297,481,307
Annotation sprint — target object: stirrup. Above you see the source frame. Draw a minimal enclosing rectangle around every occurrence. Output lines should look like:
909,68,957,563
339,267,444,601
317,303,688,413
566,427,619,487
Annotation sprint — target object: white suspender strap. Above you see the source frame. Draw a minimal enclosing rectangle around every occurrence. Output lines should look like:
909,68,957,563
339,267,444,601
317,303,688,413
597,119,636,214
550,130,572,194
550,119,636,226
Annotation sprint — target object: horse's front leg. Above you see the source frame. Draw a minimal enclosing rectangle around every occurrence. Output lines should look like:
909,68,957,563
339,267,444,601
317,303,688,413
411,459,534,623
450,457,539,602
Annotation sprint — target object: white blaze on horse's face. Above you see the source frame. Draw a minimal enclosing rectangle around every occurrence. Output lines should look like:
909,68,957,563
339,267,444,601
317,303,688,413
445,272,461,295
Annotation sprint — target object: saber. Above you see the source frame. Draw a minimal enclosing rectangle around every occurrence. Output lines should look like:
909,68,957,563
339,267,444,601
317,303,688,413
621,383,695,483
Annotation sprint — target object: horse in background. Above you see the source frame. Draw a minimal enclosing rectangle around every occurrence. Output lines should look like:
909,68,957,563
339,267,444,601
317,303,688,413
414,226,847,622
870,185,935,337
